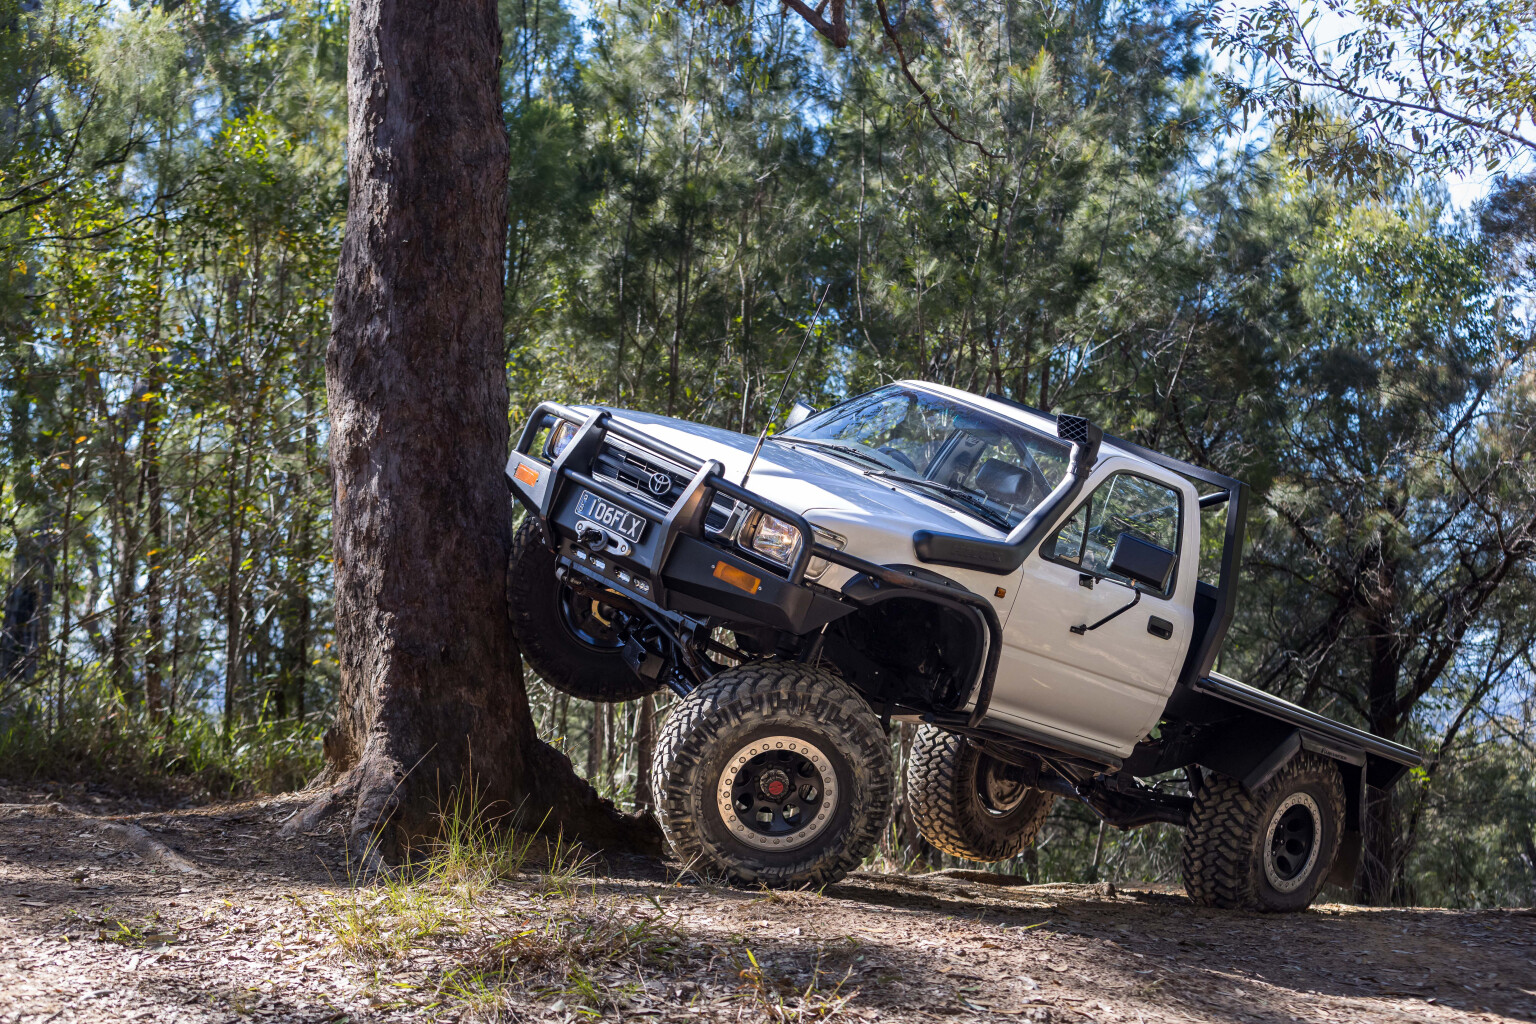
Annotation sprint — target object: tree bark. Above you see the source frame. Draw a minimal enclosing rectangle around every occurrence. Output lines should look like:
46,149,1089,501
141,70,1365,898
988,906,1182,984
143,385,164,720
1355,555,1404,905
222,446,247,745
1,520,52,690
633,695,656,813
319,0,660,860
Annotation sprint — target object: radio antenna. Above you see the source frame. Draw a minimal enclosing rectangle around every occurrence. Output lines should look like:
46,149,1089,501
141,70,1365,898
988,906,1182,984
742,282,832,487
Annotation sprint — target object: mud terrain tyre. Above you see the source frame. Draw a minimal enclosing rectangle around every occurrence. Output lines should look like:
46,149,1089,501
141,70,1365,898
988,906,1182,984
1182,753,1345,912
652,663,893,888
906,725,1054,862
508,518,662,703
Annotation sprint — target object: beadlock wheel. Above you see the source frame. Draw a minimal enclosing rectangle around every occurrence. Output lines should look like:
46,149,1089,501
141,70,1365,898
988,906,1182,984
555,584,626,651
1264,792,1321,893
979,756,1029,815
1181,752,1345,912
906,725,1054,863
652,663,893,888
716,735,839,851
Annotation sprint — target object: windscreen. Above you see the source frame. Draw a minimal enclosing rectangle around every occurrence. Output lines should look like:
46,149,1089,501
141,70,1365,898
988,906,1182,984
783,386,1070,529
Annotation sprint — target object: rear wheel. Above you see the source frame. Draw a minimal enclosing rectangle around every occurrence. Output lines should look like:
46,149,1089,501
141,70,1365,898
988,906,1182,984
1181,753,1345,912
906,725,1054,862
651,663,892,887
508,518,662,703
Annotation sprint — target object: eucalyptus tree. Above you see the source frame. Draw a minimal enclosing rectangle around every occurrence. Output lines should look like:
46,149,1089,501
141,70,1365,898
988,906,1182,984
1208,0,1536,181
1137,168,1536,902
823,0,1211,411
0,2,350,781
512,0,833,429
314,0,657,856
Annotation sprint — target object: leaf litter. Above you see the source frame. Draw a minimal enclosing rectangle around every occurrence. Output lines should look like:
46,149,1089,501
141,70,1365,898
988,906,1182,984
0,781,1531,1023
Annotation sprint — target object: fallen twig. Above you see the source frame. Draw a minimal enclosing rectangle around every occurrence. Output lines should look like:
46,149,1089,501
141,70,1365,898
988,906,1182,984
0,800,207,876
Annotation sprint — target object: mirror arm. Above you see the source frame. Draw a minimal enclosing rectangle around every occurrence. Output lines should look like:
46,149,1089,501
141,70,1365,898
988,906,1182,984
1069,587,1141,635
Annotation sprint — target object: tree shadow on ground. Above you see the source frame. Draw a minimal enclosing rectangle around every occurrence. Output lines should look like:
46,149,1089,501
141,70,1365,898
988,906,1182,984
1,792,1532,1023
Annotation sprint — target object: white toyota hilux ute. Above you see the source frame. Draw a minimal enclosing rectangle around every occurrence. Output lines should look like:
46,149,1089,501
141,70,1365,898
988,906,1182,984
505,381,1423,910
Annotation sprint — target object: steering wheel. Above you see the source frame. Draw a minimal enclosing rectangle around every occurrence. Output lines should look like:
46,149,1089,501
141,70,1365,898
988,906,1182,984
878,446,918,471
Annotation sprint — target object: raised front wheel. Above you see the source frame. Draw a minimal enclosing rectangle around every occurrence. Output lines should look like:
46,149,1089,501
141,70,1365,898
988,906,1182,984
507,517,663,703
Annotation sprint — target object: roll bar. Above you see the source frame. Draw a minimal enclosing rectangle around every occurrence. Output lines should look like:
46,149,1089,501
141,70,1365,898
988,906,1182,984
912,414,1104,575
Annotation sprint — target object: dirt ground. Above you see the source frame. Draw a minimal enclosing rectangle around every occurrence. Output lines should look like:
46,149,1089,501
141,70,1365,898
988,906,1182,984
1,784,1532,1024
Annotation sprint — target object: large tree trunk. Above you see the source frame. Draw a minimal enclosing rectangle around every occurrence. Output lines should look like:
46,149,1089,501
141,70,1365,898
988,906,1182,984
1355,557,1404,905
318,0,659,861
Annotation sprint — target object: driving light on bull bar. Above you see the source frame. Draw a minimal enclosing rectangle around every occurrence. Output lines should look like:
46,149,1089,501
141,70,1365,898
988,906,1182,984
547,419,579,459
745,512,803,566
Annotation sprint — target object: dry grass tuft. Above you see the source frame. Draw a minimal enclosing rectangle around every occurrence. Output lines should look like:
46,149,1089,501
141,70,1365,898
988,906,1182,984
735,946,857,1022
317,788,685,1018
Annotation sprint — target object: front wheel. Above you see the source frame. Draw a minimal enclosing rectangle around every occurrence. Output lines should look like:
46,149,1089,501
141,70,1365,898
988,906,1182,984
1181,753,1345,912
508,518,663,703
651,663,893,888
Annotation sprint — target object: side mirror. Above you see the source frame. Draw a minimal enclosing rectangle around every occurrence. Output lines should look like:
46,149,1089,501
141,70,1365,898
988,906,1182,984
1108,532,1176,591
784,399,817,429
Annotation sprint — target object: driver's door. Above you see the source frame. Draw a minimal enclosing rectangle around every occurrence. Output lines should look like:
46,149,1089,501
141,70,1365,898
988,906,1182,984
989,462,1197,758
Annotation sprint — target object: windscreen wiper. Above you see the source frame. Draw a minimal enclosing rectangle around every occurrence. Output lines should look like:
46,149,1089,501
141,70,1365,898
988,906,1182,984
770,436,888,467
864,471,1013,531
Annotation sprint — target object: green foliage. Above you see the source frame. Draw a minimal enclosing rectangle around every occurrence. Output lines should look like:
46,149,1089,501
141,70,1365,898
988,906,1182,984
0,672,324,796
0,0,1532,905
1210,0,1536,181
0,1,345,787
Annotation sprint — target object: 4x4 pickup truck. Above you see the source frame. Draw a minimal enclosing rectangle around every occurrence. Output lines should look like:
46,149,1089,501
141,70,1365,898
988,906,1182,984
505,381,1424,910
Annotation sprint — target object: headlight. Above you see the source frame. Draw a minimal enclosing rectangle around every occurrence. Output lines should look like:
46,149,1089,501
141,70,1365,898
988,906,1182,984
744,512,803,566
546,419,579,459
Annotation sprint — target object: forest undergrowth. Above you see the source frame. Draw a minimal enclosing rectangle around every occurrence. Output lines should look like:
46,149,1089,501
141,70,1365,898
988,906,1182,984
0,678,323,800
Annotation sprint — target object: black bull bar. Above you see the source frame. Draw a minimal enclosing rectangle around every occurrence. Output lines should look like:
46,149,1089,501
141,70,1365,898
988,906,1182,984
505,401,1004,727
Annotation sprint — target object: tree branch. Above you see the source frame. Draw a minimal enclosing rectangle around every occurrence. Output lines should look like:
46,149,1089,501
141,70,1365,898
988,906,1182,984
869,0,997,160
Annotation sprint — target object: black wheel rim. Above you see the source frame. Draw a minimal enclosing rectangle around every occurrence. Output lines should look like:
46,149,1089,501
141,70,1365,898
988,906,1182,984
555,582,625,651
1266,796,1319,890
735,749,822,840
717,735,838,851
977,754,1028,815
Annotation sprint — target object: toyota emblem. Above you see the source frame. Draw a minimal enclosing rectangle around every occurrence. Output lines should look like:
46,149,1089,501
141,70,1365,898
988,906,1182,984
647,470,672,496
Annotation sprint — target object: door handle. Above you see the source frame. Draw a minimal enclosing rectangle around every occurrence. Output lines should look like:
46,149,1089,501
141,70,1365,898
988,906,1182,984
1147,616,1173,640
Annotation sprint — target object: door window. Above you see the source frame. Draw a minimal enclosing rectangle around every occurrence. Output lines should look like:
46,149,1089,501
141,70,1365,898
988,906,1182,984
1044,473,1181,594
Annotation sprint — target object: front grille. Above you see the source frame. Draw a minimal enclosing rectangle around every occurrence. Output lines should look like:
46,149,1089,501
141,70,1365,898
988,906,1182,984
592,439,690,507
591,438,739,536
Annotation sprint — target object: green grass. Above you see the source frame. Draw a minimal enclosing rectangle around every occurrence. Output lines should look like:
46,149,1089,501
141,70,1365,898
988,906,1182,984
736,946,856,1022
0,678,324,798
315,786,686,1018
311,788,867,1019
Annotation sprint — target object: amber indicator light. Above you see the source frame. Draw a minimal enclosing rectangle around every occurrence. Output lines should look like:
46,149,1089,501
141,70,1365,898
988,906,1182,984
513,463,540,486
713,561,762,595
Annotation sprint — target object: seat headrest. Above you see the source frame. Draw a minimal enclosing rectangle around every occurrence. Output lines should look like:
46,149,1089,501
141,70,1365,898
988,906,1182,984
976,458,1027,503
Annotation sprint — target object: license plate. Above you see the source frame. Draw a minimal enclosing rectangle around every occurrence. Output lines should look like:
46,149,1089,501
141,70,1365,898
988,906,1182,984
575,490,647,544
